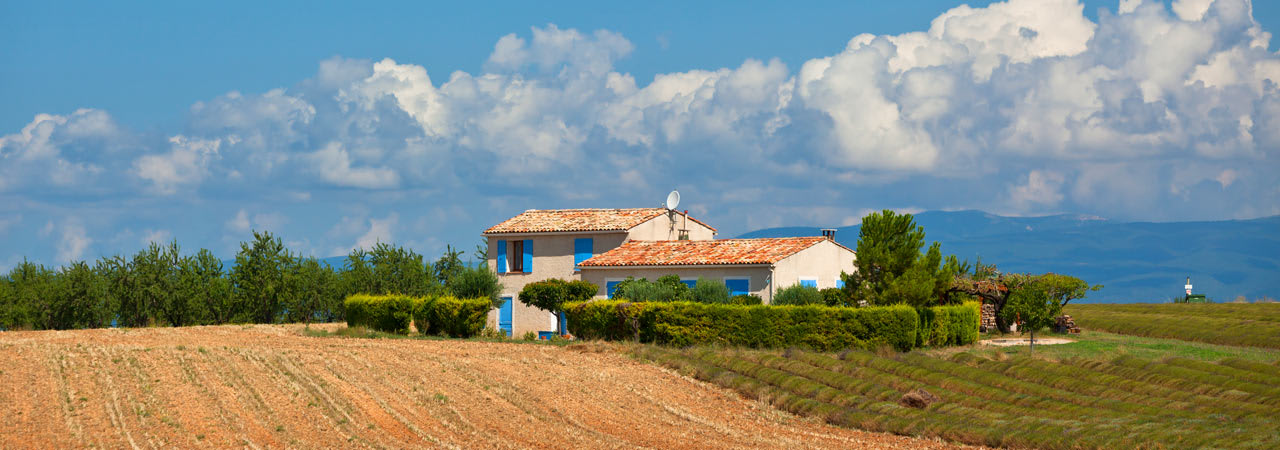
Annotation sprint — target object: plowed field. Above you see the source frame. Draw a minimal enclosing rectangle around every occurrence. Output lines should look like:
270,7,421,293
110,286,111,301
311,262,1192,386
0,324,956,449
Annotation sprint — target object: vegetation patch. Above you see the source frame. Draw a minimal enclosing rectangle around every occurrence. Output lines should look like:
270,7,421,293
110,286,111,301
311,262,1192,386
633,344,1280,449
1065,303,1280,349
564,301,924,351
344,294,490,338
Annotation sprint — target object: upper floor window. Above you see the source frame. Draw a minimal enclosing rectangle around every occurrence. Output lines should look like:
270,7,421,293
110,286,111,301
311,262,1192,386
496,239,532,274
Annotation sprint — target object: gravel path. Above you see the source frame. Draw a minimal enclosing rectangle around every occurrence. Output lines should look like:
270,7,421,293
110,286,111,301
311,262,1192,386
0,324,962,449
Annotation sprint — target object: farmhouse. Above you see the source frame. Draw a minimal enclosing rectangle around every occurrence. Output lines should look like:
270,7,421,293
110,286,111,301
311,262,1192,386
482,207,855,336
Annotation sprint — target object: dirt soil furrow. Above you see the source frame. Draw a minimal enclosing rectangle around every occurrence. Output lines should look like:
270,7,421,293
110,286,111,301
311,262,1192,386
1,324,966,449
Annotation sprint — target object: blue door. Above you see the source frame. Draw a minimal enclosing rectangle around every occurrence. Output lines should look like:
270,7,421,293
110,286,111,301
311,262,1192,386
499,296,513,336
725,279,749,297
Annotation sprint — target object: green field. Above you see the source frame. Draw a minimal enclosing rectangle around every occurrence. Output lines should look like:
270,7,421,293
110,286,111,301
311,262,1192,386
635,344,1280,449
1065,303,1280,349
632,303,1280,449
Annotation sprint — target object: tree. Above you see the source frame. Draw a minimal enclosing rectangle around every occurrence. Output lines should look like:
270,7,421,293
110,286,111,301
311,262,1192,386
773,283,823,306
434,245,465,285
231,231,292,323
843,210,967,307
282,257,340,324
446,265,504,308
174,249,231,325
951,271,1099,333
519,278,597,334
999,280,1057,353
125,242,180,327
49,261,110,329
4,260,55,330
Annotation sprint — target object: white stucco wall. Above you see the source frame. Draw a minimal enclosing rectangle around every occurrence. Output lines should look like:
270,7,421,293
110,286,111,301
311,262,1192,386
578,265,775,300
770,239,857,292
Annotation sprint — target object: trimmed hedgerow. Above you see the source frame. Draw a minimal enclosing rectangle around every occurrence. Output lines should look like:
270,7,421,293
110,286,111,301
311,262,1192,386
344,294,416,334
563,301,920,351
918,302,981,347
344,294,489,337
423,296,490,338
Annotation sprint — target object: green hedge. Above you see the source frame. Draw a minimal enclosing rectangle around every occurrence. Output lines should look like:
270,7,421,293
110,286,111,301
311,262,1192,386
423,296,490,338
344,294,490,337
918,302,980,347
344,294,416,334
564,301,920,351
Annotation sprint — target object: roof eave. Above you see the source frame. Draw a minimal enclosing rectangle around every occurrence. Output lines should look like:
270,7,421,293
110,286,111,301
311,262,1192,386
578,263,775,270
482,229,631,237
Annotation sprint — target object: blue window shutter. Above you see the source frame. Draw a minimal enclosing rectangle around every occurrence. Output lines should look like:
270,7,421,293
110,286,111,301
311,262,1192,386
725,279,749,297
836,279,845,289
496,240,507,274
523,239,533,272
606,281,621,299
681,280,697,288
574,238,593,269
800,279,817,288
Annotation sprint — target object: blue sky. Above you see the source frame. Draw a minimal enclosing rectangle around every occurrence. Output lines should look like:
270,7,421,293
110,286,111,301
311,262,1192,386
2,0,1279,268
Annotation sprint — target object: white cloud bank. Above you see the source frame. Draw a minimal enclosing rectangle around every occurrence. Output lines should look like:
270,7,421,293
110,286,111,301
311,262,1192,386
3,0,1279,264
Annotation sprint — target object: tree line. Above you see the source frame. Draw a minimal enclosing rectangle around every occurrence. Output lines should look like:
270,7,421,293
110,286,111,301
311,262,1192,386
0,231,501,331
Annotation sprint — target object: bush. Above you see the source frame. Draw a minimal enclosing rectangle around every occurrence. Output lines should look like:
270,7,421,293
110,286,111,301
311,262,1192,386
773,284,823,306
446,265,504,308
563,301,656,341
422,296,491,338
918,302,980,347
564,301,920,351
730,294,762,306
820,288,851,307
345,294,490,337
689,278,730,304
344,294,416,334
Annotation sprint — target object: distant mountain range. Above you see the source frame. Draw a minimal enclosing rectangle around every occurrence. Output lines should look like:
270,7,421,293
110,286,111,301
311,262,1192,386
736,210,1280,303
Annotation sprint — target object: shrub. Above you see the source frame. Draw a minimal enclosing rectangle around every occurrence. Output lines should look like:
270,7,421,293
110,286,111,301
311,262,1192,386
820,288,851,307
343,294,416,334
689,278,730,304
773,284,823,306
345,294,490,337
613,275,690,302
422,296,491,338
564,301,920,351
917,302,980,347
563,301,656,341
730,294,763,306
446,265,504,308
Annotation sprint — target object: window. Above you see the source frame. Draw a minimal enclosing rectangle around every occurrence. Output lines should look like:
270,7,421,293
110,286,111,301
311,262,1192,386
836,279,845,289
681,279,697,288
724,277,750,297
506,239,532,273
574,238,593,270
509,240,523,272
606,279,624,299
800,278,817,288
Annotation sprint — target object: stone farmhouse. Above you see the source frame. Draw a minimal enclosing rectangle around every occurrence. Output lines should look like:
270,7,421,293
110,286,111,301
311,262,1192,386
482,208,856,337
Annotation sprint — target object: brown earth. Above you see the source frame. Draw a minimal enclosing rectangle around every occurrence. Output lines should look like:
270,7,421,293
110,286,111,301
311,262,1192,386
0,324,962,449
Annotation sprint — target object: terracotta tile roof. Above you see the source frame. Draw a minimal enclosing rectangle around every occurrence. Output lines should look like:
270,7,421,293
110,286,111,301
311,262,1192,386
484,208,716,234
579,237,847,267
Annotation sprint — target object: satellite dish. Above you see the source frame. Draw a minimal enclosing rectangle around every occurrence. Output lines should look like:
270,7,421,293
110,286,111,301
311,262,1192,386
665,190,681,211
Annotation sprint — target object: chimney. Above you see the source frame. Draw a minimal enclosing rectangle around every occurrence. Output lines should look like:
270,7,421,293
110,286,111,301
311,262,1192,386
821,228,837,240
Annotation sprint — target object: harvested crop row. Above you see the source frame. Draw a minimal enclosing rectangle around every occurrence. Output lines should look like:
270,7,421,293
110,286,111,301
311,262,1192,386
0,324,954,449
